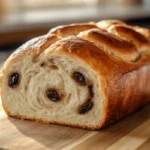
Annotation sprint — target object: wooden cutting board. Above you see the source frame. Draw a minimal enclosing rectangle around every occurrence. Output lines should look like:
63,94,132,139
0,103,150,150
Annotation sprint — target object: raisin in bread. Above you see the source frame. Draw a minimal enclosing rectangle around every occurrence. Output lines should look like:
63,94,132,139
0,20,150,130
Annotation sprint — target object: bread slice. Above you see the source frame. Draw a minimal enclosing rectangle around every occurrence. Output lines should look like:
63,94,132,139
0,20,150,130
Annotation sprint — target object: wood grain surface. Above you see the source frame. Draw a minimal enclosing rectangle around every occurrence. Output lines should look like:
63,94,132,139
0,103,150,150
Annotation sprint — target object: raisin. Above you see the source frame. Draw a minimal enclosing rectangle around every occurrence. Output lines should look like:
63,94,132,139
46,89,61,102
78,99,93,114
88,85,94,98
72,72,86,86
40,63,45,67
9,73,20,88
50,65,58,70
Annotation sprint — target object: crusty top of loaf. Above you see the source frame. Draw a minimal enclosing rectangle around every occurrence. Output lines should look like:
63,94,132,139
49,23,97,37
1,20,150,76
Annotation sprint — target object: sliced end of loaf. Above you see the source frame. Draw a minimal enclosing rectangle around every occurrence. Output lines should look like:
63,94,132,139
1,49,107,129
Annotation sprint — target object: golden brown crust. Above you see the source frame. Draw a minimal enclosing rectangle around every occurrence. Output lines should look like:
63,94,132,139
134,26,150,40
1,20,150,130
104,65,150,126
97,20,125,30
10,34,60,60
78,29,140,62
108,25,150,53
49,23,97,37
97,19,150,42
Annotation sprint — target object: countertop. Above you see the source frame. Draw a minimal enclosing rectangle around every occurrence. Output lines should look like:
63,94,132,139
0,103,150,149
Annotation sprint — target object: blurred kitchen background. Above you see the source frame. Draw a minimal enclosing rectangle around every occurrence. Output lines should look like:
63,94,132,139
0,0,150,68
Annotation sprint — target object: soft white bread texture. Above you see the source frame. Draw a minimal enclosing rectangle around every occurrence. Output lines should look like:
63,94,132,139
0,20,150,130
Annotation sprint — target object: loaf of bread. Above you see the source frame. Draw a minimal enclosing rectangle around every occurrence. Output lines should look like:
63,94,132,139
0,20,150,130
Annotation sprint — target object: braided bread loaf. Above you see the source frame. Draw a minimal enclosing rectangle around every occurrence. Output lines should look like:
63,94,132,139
0,20,150,130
